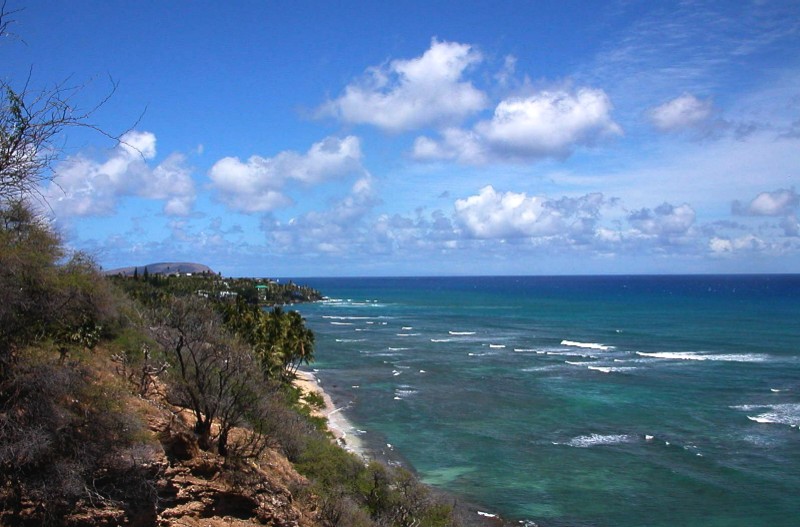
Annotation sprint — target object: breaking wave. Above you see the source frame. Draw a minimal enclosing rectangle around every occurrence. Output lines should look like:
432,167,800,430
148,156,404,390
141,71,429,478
557,433,635,448
637,351,770,362
561,340,614,351
733,403,800,427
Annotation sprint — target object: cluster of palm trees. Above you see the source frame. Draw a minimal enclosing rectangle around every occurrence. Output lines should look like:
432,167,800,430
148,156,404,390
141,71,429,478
222,300,315,383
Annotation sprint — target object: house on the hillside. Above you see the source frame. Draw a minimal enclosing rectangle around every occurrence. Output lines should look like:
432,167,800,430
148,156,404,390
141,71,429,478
256,284,268,302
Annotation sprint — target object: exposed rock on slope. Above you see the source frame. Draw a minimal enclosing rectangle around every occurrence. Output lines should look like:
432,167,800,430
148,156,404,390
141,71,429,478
146,401,317,527
52,378,320,527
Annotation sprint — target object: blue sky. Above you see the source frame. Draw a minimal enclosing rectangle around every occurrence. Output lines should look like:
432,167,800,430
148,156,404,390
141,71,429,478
5,0,800,276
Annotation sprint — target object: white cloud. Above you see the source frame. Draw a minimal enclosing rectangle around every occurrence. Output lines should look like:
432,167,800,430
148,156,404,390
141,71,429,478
412,128,486,164
479,89,622,156
319,38,488,132
164,196,195,217
733,188,799,216
45,131,196,217
208,136,365,213
119,130,157,159
709,237,733,254
263,175,380,254
146,153,195,200
709,234,767,255
454,186,564,239
413,88,621,164
627,202,696,237
649,93,713,132
596,227,622,244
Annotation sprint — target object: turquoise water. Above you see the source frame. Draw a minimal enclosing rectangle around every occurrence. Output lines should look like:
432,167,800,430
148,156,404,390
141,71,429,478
290,276,800,527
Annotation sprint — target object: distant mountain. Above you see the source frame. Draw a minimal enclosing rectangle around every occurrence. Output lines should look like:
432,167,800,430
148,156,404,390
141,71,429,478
103,262,215,277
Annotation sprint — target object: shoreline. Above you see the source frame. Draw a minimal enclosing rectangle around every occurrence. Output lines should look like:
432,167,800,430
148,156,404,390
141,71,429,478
293,369,365,457
293,369,510,527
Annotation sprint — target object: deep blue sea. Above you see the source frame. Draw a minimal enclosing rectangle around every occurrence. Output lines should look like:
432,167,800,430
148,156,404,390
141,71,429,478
289,275,800,527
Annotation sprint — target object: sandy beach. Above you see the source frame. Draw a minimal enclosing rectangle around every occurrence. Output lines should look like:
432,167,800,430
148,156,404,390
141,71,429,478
293,369,365,456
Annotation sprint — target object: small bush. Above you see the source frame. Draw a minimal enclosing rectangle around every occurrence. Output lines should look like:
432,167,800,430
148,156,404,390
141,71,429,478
295,436,365,491
302,389,326,410
0,348,156,525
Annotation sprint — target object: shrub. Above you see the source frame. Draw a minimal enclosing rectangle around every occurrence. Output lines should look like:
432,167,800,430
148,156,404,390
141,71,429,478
0,347,156,525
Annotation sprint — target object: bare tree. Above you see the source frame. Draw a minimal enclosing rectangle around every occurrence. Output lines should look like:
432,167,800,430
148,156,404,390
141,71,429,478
0,2,124,204
151,296,266,455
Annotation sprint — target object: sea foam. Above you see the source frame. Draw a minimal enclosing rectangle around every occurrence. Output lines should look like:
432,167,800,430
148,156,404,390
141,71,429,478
561,339,614,351
636,351,769,362
323,315,379,320
741,403,800,427
587,365,637,374
559,433,634,448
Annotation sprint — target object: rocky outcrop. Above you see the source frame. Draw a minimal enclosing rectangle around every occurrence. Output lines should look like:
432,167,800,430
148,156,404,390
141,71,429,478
150,404,317,527
156,460,304,526
54,394,319,527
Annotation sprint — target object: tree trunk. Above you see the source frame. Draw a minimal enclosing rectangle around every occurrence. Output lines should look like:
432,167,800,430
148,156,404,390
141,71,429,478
218,427,229,456
195,419,212,451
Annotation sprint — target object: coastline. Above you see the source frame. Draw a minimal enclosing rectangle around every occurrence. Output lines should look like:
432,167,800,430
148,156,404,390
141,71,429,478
293,369,365,456
293,369,509,527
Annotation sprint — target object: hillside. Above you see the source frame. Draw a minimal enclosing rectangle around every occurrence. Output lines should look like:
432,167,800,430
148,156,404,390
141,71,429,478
1,228,464,525
104,262,215,277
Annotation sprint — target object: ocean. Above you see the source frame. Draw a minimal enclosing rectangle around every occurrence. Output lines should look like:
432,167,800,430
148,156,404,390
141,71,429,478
289,275,800,527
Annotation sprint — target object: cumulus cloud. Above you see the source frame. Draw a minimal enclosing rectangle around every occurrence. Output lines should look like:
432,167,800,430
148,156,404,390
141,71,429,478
45,131,196,217
413,87,621,164
478,89,622,156
732,188,798,216
649,93,714,132
263,175,381,254
709,234,767,255
208,136,365,213
119,130,158,158
319,38,487,132
627,202,696,237
455,186,556,238
412,128,486,164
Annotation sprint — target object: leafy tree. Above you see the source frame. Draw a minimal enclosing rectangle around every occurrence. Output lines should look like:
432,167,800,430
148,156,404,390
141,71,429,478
282,310,315,378
0,201,60,374
0,200,115,375
220,299,316,382
0,2,120,373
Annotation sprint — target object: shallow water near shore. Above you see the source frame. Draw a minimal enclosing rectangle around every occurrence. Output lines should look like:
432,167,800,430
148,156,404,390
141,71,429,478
288,275,800,527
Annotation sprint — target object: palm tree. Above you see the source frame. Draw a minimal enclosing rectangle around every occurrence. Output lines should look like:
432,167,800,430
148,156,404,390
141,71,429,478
283,310,315,378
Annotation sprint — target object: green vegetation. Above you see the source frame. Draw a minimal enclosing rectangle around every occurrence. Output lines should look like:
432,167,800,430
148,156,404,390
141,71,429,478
296,439,458,527
0,205,460,525
0,202,156,522
0,6,460,525
109,270,323,306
